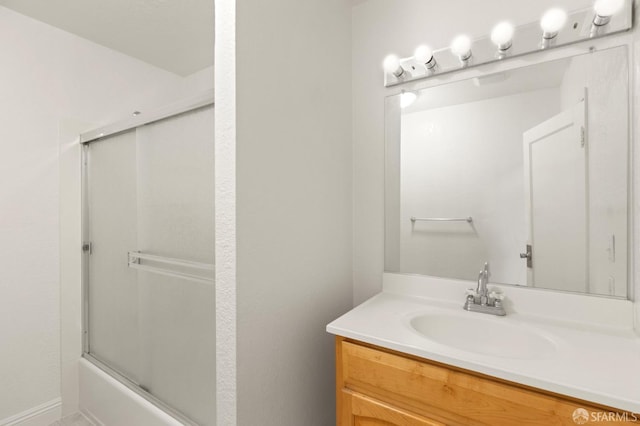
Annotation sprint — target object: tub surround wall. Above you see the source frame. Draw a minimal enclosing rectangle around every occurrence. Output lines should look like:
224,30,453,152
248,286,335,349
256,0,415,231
0,4,214,423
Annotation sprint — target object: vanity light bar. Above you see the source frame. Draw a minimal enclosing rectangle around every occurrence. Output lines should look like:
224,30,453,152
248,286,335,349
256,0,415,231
383,0,632,87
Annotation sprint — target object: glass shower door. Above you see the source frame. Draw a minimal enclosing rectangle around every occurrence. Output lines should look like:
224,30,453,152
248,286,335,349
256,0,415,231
85,105,215,425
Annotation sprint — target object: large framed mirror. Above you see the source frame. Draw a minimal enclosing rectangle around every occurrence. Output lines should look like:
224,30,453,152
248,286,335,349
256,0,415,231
385,45,629,298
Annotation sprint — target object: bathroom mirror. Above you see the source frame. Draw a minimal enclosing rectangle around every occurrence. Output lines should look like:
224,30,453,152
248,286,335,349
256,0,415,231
385,46,629,298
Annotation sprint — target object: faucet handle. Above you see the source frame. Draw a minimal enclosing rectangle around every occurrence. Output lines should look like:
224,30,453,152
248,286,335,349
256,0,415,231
489,289,505,308
489,291,504,301
465,288,477,297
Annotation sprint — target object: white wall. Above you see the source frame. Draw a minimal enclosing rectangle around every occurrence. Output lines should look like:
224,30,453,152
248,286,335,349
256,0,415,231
398,89,560,285
352,0,611,305
216,0,352,424
0,5,213,423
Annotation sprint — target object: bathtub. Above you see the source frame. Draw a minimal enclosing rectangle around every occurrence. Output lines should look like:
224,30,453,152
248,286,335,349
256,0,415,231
78,359,183,426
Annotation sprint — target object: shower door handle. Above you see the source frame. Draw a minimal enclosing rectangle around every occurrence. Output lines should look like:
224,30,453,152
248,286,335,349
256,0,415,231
127,251,215,285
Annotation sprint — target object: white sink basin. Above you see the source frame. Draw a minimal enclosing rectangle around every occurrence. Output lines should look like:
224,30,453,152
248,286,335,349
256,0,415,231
410,312,557,359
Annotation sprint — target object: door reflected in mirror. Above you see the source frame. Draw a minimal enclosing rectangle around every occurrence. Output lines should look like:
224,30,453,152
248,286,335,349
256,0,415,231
385,46,629,298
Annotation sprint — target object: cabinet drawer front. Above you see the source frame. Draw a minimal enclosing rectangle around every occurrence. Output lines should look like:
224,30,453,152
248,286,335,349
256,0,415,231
346,390,445,426
340,341,625,426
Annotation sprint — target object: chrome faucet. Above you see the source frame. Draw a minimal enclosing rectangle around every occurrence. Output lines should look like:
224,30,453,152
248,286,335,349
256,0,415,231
463,262,506,316
476,262,490,305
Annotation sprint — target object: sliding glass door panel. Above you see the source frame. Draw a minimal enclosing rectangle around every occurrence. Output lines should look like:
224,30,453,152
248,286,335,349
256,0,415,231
136,106,215,425
85,105,215,425
87,131,140,382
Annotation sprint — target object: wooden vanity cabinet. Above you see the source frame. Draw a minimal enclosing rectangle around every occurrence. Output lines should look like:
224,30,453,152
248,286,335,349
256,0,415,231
335,337,637,426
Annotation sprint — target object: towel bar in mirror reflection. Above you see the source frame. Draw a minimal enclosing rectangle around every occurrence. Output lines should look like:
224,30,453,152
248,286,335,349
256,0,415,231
411,217,473,223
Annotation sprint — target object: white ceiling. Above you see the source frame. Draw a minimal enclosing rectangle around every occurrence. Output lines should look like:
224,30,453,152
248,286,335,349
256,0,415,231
0,0,214,76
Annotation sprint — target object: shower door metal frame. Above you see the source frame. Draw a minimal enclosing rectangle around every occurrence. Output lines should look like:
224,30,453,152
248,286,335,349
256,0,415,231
80,90,215,426
80,89,214,144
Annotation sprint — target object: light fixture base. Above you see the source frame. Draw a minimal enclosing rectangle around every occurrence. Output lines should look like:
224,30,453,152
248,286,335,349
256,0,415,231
593,14,612,26
458,52,472,62
383,0,632,87
497,41,512,51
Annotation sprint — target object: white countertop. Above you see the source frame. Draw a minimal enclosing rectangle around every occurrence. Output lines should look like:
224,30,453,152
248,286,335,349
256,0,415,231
327,290,640,413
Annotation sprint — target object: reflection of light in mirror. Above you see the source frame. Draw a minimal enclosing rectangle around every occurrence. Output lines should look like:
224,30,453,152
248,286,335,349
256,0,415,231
401,91,417,108
424,122,436,136
472,72,508,86
540,8,567,39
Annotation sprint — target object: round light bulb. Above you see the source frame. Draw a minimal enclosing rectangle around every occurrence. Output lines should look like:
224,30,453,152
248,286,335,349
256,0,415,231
400,92,417,109
540,8,567,39
414,45,436,69
594,0,625,17
491,21,514,51
383,54,404,78
593,0,625,25
450,35,472,61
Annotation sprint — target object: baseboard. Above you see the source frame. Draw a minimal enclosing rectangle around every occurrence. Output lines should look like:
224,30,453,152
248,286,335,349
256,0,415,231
0,398,62,426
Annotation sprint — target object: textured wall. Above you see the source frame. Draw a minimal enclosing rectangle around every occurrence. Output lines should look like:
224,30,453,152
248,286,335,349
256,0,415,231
214,0,237,424
226,0,353,424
